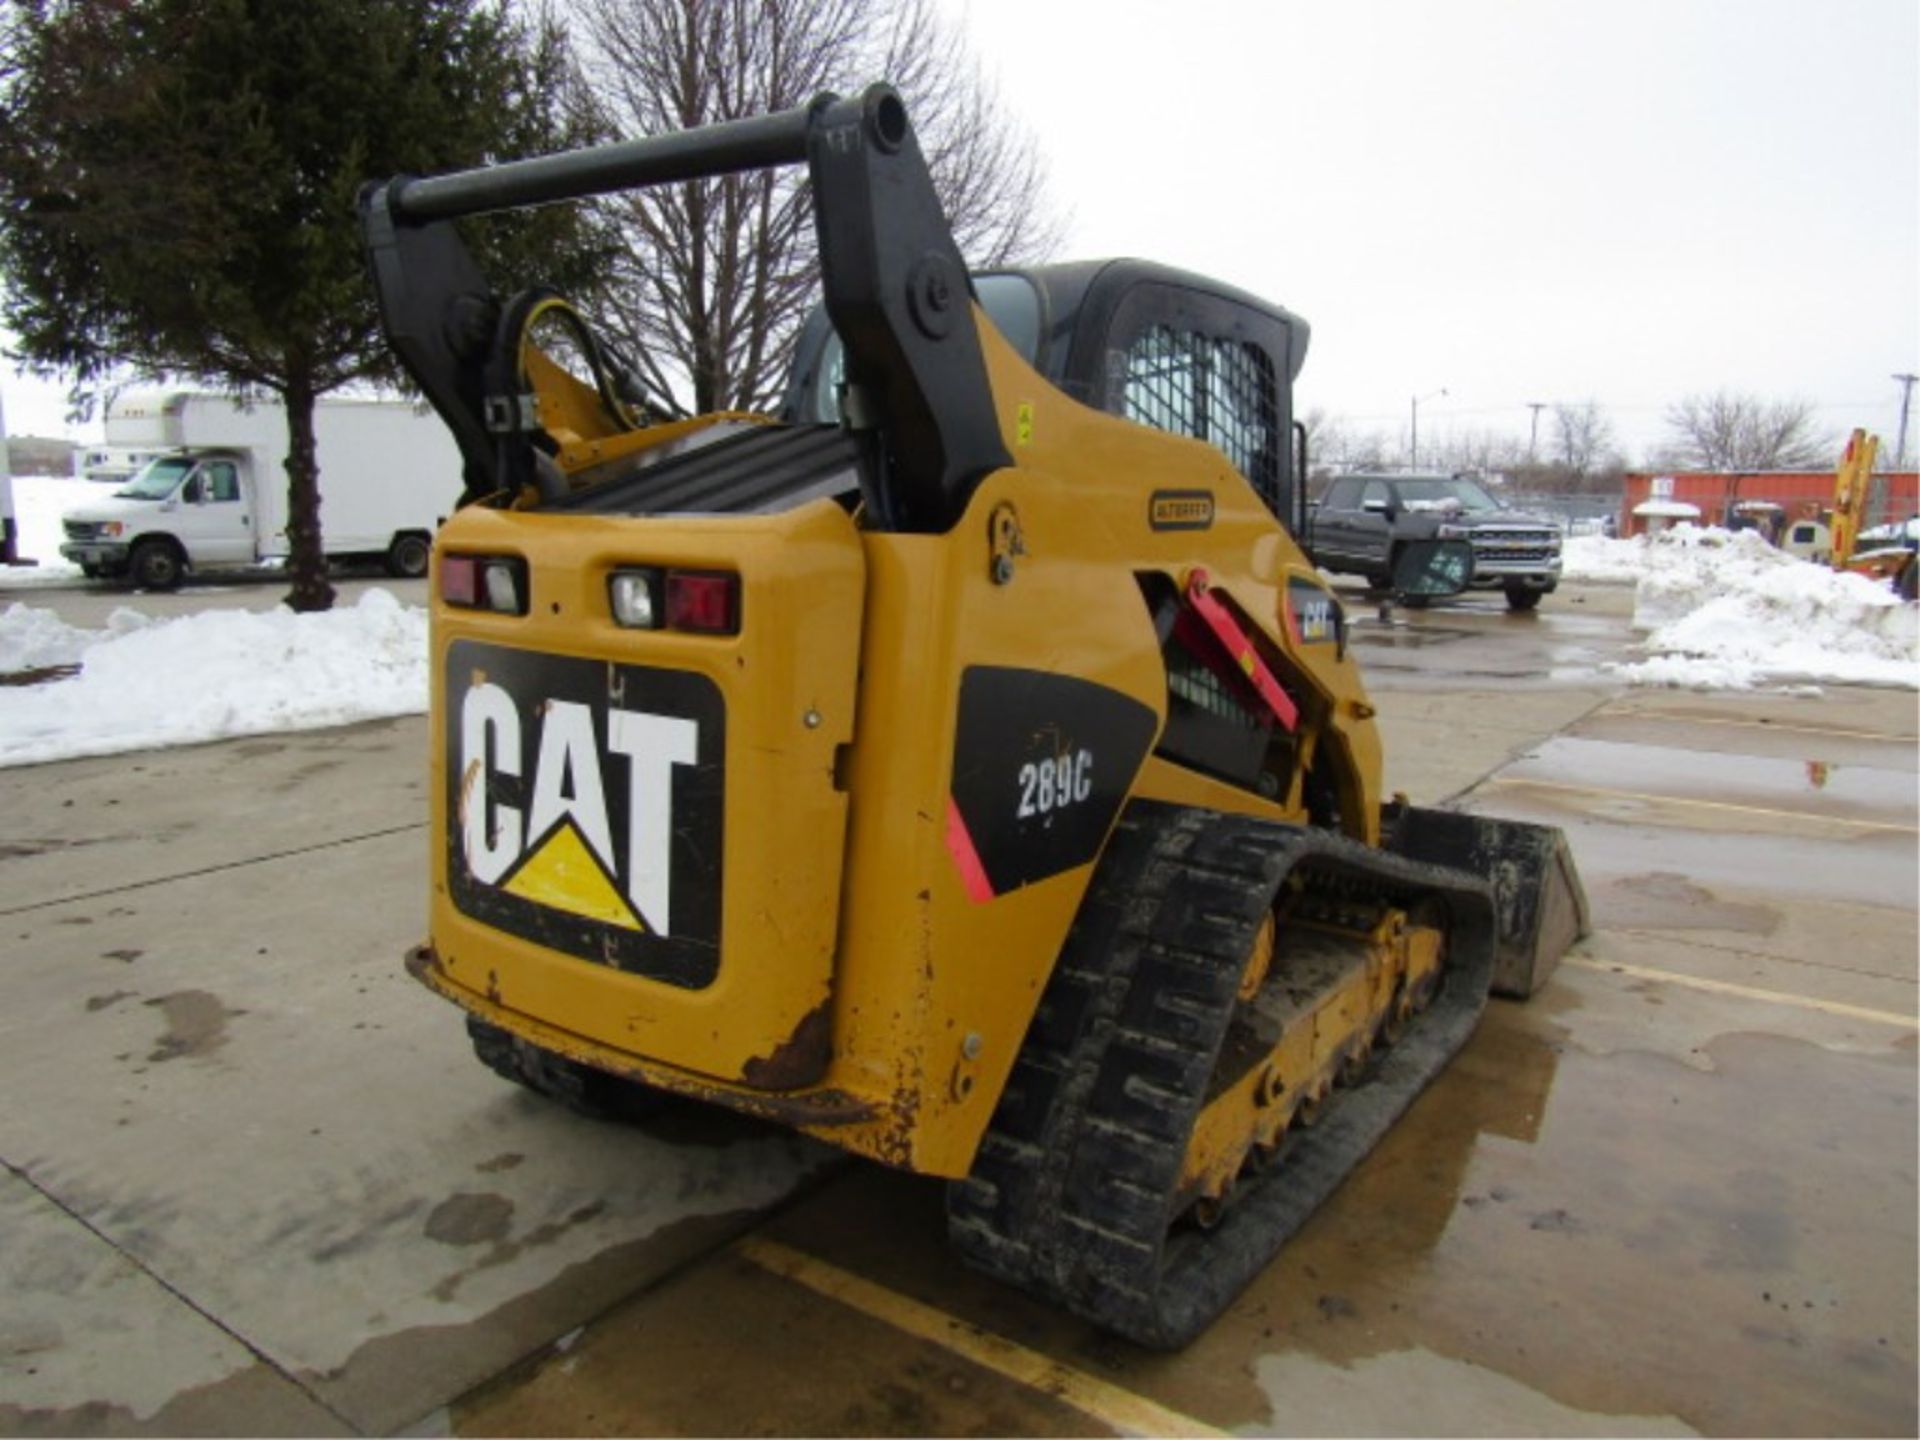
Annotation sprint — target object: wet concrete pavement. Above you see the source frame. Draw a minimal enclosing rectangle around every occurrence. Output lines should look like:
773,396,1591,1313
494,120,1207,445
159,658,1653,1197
1,578,1914,1435
0,714,832,1436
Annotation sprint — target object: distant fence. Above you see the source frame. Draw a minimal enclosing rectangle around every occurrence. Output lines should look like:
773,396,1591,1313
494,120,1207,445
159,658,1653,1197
1621,470,1920,537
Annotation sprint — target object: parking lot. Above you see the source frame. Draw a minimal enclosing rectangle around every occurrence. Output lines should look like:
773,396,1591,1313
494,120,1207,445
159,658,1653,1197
1,576,1913,1436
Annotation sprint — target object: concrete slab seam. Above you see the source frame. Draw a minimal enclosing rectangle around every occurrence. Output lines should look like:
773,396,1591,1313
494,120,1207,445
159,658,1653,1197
1590,708,1918,744
1437,690,1620,810
735,1237,1228,1438
0,821,426,917
1483,775,1918,833
0,1154,364,1434
1564,956,1919,1029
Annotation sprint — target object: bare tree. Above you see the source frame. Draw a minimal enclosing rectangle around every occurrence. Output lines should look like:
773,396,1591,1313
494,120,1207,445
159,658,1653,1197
1552,399,1617,479
1299,407,1396,483
1423,426,1528,477
1660,391,1831,470
565,0,1060,415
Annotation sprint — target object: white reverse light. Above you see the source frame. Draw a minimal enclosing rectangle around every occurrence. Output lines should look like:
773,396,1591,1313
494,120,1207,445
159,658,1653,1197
609,568,662,628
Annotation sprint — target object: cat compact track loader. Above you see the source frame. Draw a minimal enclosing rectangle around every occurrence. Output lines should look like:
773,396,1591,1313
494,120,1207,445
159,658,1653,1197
360,85,1587,1348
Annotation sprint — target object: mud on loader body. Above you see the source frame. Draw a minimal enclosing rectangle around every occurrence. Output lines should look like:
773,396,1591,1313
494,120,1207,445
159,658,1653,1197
361,85,1587,1347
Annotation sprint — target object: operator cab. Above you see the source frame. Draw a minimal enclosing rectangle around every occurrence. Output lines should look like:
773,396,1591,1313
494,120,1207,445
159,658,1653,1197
783,259,1312,534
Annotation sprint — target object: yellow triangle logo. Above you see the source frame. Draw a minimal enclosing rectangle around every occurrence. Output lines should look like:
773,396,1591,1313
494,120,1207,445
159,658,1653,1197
503,820,646,932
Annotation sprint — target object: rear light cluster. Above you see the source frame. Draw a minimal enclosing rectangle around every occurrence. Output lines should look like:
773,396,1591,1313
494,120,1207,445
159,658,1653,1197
437,553,739,635
441,554,528,615
609,567,740,635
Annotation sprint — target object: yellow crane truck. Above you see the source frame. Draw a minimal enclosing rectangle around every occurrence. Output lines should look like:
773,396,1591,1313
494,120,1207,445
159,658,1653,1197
360,85,1587,1347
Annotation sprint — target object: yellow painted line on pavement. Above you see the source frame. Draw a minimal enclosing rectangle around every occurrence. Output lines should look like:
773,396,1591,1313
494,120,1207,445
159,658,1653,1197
736,1237,1227,1438
1484,775,1918,834
1565,956,1919,1029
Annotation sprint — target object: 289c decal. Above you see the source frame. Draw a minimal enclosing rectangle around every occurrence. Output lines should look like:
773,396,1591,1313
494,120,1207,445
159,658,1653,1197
946,667,1158,901
1017,749,1094,818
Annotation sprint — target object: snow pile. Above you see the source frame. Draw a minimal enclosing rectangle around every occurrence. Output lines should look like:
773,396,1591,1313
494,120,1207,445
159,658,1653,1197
0,589,427,767
0,603,150,673
1629,527,1796,628
1569,524,1803,595
1561,532,1648,583
1614,526,1917,690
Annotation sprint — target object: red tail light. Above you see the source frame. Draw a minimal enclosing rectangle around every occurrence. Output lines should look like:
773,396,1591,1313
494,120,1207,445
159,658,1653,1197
440,554,527,614
665,570,740,634
440,554,479,606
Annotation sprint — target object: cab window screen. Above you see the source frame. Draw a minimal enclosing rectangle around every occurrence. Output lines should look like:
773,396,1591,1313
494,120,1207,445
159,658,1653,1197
1119,325,1279,504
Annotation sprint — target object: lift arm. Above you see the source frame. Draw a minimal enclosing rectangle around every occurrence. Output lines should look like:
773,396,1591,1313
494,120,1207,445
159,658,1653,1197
358,85,1010,531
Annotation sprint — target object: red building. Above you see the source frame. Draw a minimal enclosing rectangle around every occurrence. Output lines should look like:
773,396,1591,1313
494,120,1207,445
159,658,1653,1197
1620,469,1920,537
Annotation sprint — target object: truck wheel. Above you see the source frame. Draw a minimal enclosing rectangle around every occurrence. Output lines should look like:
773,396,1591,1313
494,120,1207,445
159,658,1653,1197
385,532,432,579
129,538,185,591
1504,584,1542,612
79,563,103,580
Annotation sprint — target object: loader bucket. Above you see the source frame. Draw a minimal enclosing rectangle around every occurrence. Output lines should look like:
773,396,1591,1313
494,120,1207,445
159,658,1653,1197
1385,805,1589,999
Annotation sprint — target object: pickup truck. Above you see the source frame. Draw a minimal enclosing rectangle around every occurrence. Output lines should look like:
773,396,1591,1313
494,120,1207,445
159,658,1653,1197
1308,472,1562,610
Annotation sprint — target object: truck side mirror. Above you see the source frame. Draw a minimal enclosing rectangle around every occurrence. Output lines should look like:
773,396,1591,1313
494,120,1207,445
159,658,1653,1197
1362,497,1397,520
1392,538,1473,599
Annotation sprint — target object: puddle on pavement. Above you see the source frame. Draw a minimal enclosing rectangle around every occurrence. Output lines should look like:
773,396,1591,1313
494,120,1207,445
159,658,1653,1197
1465,787,1917,912
1506,735,1915,829
1594,871,1781,935
142,990,241,1063
1184,1011,1917,1438
1350,625,1480,649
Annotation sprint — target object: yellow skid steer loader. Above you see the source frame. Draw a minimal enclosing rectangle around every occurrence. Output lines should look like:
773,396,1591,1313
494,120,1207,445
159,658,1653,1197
360,85,1586,1347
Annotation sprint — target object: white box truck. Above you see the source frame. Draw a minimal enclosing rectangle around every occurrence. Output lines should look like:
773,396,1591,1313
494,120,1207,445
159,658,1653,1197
60,391,462,588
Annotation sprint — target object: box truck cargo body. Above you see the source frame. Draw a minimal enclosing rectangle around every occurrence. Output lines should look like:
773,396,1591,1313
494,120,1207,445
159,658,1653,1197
60,392,462,588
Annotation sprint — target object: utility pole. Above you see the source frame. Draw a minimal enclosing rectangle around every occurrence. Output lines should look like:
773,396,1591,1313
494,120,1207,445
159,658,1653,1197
1410,387,1446,470
1526,401,1547,464
1893,372,1918,470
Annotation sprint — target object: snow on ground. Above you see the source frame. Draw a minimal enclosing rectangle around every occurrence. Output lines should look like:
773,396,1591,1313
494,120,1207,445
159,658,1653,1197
0,590,426,767
4,473,91,584
1594,525,1917,691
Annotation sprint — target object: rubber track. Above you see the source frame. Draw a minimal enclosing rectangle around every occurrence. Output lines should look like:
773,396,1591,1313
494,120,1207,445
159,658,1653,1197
466,1015,665,1122
946,800,1498,1349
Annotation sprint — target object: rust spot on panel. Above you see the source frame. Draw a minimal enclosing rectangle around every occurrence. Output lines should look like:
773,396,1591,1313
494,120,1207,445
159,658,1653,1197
874,1084,921,1168
406,943,442,981
739,997,832,1091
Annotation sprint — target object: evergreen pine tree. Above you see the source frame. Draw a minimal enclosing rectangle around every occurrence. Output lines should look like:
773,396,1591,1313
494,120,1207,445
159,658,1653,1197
0,0,598,609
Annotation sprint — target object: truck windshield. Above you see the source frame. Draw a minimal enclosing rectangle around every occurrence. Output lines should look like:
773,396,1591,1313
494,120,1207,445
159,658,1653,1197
1396,477,1502,514
115,456,196,500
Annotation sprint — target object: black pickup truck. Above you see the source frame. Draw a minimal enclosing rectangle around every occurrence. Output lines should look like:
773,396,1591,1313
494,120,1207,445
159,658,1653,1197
1308,472,1563,610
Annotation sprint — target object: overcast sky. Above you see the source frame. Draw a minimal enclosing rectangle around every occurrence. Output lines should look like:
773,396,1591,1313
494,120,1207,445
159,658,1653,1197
942,0,1919,462
4,0,1916,468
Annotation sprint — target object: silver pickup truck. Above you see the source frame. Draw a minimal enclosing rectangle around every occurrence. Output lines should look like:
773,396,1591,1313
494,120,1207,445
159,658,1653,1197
1308,472,1562,610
